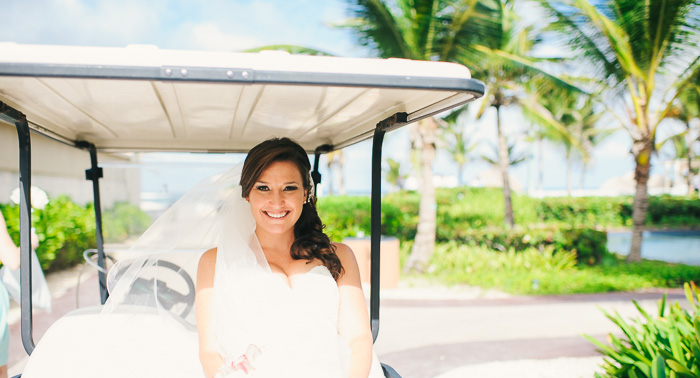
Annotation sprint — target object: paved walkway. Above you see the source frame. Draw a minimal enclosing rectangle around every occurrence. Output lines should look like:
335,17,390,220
373,286,685,377
6,267,686,377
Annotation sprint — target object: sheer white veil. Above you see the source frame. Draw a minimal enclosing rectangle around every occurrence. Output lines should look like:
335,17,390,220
102,161,269,331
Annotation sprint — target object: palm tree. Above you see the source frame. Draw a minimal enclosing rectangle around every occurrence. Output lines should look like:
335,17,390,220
437,107,478,186
540,0,700,262
326,150,346,196
472,0,580,227
482,142,529,168
671,81,700,194
384,158,408,191
341,0,500,273
523,90,610,195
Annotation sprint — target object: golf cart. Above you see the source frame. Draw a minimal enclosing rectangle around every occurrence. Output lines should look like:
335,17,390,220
0,42,484,377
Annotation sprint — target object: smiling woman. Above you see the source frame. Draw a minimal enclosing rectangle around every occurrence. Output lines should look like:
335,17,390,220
195,137,383,378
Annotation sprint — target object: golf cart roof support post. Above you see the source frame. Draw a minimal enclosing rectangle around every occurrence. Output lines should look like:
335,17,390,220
77,141,108,305
16,114,36,355
370,112,407,343
311,144,333,196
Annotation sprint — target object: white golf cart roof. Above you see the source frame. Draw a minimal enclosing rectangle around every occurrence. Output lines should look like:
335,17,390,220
0,42,484,153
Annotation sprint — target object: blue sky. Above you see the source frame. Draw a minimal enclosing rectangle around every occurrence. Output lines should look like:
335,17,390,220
2,0,676,198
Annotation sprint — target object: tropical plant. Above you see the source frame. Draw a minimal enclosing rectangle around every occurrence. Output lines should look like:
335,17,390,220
437,106,478,186
482,141,528,167
586,282,700,378
671,80,700,194
539,0,700,261
523,89,614,195
325,150,346,196
384,157,408,191
340,0,500,273
242,45,334,56
471,0,579,227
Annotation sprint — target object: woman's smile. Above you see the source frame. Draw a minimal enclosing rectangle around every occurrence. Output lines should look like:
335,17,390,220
263,210,291,219
246,160,307,237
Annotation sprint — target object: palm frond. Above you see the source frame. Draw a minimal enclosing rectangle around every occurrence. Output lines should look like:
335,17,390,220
537,0,624,84
475,45,585,94
242,45,335,56
438,0,502,61
341,0,413,58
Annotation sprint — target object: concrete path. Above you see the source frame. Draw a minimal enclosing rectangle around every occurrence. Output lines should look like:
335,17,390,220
373,286,684,378
6,267,686,377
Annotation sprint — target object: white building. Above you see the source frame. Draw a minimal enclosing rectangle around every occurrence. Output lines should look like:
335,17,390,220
1,122,140,208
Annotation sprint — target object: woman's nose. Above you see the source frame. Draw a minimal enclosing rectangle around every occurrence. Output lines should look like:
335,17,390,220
270,190,284,205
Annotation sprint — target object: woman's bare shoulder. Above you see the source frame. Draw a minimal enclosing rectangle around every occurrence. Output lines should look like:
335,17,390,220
198,247,218,267
331,242,357,264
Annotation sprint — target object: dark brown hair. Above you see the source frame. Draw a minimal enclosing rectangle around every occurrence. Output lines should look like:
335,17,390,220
240,137,344,280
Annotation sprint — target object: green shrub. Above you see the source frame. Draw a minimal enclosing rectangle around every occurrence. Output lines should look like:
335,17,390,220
1,196,95,272
442,226,608,265
647,196,700,227
1,197,151,272
428,242,579,294
319,187,540,243
318,191,699,264
317,195,411,241
535,196,632,227
102,202,152,243
537,195,700,228
587,282,700,378
317,196,371,241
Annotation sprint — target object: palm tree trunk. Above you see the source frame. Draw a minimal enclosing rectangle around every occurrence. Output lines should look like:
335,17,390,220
538,136,544,192
687,124,695,196
327,160,335,196
496,106,514,228
404,119,437,273
566,149,572,196
338,151,346,195
628,140,652,262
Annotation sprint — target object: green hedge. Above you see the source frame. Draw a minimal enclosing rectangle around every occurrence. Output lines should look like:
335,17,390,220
1,197,150,272
318,188,700,265
446,226,608,265
318,189,700,240
535,194,700,228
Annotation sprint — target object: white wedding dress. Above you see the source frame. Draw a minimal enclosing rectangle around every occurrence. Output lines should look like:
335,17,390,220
213,245,385,378
99,162,385,377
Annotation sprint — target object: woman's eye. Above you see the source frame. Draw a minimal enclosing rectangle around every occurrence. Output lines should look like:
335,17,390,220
284,186,298,191
255,185,269,191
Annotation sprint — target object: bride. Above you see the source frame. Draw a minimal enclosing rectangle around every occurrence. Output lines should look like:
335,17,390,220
194,138,384,378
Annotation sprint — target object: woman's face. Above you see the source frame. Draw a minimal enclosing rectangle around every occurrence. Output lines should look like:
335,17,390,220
246,160,308,237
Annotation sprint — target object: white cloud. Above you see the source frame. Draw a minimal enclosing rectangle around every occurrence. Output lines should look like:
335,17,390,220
184,22,264,51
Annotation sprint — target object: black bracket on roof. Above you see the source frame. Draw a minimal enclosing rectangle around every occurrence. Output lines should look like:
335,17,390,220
377,112,408,133
76,141,109,304
311,144,333,197
0,101,24,125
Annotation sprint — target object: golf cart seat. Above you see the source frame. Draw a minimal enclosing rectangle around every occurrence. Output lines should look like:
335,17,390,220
22,304,402,377
20,306,201,378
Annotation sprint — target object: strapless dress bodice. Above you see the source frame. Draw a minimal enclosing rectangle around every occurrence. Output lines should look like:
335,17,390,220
215,265,352,377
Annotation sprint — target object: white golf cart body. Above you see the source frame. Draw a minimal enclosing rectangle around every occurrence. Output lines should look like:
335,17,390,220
0,42,484,378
